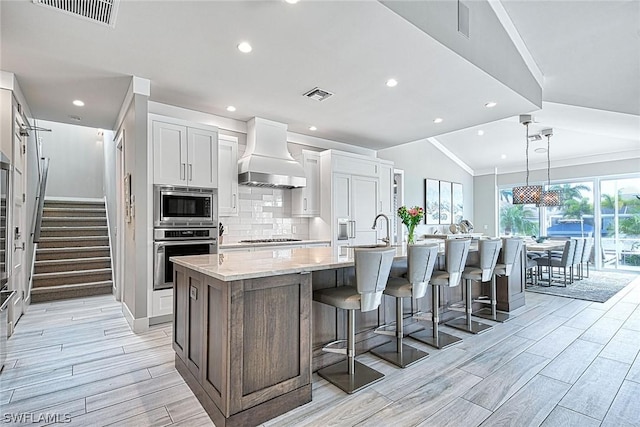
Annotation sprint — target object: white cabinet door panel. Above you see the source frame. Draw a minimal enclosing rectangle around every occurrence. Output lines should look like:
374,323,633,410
153,121,187,185
352,176,378,245
188,128,218,188
219,136,238,216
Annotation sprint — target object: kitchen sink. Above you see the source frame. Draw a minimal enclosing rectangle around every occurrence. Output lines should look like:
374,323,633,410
347,244,394,249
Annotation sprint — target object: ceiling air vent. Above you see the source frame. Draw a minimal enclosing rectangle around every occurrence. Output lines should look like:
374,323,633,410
33,0,120,28
303,87,334,102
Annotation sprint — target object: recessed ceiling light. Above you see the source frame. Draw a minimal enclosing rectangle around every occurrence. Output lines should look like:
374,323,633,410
485,101,497,108
226,106,236,112
386,78,398,88
477,130,485,136
500,154,507,159
73,99,85,107
433,118,443,124
534,148,548,153
237,42,252,53
309,126,317,131
285,0,299,3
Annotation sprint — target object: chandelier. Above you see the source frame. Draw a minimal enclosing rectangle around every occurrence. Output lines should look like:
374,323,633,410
512,115,542,204
537,128,562,207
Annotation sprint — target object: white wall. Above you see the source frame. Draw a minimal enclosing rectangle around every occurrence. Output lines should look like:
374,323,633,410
473,173,498,236
378,139,474,237
102,129,117,274
39,119,104,198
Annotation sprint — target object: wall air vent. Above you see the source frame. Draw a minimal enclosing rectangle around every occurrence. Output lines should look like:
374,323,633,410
33,0,120,28
303,87,334,102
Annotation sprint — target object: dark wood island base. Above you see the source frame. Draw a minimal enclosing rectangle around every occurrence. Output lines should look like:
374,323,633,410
175,354,311,427
173,265,312,427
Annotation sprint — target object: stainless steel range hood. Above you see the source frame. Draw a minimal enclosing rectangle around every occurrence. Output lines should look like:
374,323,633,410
238,117,306,189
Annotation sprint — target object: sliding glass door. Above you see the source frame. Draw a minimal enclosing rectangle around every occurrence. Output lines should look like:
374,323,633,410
600,177,640,271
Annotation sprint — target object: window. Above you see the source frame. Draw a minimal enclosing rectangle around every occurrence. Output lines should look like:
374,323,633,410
499,188,539,237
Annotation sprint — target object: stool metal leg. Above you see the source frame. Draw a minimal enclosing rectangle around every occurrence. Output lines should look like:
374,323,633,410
371,297,429,368
446,279,492,334
409,284,462,349
473,275,511,323
317,309,385,394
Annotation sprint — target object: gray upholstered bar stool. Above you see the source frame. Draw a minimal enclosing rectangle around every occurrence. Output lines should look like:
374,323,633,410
447,238,501,334
475,237,523,323
313,247,395,394
411,239,470,348
370,244,438,368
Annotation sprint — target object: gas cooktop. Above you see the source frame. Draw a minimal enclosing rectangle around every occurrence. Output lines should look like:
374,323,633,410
239,238,303,243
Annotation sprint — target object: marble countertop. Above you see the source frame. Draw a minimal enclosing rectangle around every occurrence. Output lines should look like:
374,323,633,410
219,239,331,250
171,246,409,282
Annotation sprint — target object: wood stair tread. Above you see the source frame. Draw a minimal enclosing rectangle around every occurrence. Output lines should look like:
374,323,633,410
33,267,112,279
37,246,110,253
39,236,108,241
35,256,111,266
41,226,108,230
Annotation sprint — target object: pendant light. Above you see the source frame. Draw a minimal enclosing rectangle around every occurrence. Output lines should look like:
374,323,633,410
512,115,542,204
537,128,562,207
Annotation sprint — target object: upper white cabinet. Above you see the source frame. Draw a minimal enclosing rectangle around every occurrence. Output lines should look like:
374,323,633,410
152,117,218,188
292,150,320,217
218,134,239,216
378,160,394,216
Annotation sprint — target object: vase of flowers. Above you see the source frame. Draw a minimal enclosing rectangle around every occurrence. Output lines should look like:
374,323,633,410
398,206,424,245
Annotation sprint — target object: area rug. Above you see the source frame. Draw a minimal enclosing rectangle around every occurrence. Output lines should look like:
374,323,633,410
526,270,639,303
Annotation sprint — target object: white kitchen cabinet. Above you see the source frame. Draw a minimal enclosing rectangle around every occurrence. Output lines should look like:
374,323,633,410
292,150,320,217
378,160,394,216
152,119,218,188
218,135,239,216
151,289,173,317
319,150,393,248
331,172,378,246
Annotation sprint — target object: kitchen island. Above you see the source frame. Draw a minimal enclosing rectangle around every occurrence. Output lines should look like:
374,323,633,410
170,244,526,426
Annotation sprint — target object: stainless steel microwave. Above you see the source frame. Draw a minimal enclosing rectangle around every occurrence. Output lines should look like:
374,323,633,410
154,185,217,227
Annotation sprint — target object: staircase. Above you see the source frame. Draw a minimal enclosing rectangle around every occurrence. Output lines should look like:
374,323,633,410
31,199,113,303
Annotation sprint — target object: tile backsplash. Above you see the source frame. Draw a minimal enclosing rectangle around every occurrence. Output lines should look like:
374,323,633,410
219,185,309,243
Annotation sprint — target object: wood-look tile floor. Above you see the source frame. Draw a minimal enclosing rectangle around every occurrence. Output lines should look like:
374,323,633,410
2,274,640,427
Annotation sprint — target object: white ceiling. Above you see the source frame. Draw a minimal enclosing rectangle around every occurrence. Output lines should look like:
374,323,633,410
1,0,639,174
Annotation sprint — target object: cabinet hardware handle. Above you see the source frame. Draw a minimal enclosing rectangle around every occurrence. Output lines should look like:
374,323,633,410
233,194,236,209
303,198,307,211
380,201,382,211
189,164,193,181
349,220,356,238
181,163,186,180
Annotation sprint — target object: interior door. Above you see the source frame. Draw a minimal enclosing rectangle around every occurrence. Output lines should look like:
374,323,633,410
9,109,26,330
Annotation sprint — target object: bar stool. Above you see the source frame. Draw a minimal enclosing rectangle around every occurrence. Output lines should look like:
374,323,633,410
446,238,500,334
475,237,523,323
410,239,470,348
313,247,395,394
370,244,438,368
572,238,585,280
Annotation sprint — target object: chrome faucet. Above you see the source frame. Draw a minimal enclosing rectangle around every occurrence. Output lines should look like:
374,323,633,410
372,213,391,246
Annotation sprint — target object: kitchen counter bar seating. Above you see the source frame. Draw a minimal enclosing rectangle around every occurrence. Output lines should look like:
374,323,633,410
370,243,439,368
410,239,470,348
446,238,500,334
313,247,396,394
475,237,523,323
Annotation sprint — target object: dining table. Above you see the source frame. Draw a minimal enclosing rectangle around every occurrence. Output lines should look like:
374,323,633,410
526,240,567,285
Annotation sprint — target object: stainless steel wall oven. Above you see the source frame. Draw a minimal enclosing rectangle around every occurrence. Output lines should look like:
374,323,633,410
153,228,217,290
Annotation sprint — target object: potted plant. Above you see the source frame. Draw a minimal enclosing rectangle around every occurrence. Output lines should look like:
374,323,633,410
398,206,424,245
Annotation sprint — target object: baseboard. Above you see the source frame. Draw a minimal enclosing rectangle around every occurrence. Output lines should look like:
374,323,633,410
149,314,172,326
122,302,149,332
